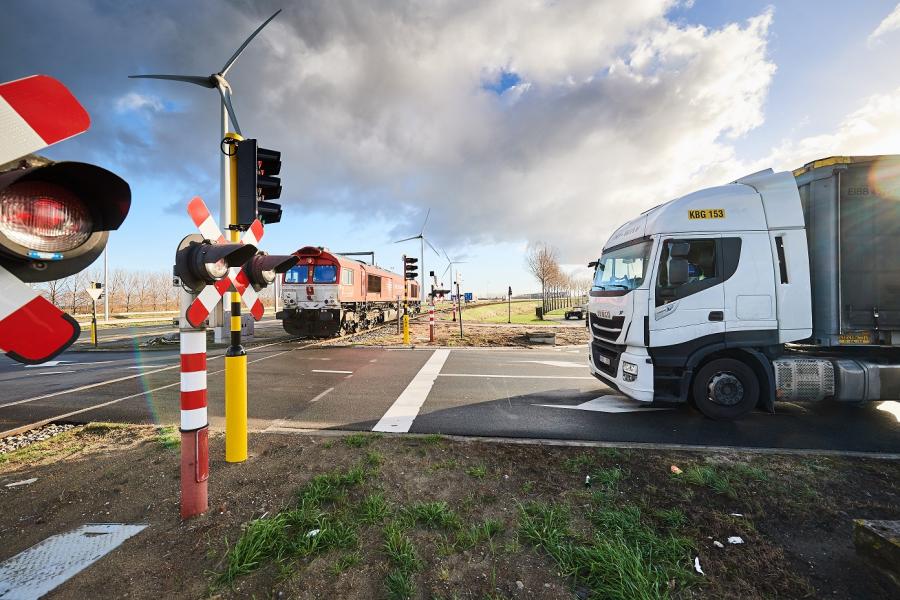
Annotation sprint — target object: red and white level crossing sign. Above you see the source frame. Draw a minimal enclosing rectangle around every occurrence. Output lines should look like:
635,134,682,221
0,267,79,364
0,75,90,165
184,196,266,327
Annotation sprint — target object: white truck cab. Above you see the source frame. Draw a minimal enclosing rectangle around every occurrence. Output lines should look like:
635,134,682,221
588,156,900,419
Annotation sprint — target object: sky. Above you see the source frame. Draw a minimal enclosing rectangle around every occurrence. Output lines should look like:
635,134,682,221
5,0,900,297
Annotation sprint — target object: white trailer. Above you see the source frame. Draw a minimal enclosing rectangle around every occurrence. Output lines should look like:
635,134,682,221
587,155,900,419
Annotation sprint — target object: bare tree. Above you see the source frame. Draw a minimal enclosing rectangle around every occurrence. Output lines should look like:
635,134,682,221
37,277,66,307
525,242,559,314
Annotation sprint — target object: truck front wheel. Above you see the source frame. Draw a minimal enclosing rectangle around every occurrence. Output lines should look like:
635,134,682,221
692,358,759,420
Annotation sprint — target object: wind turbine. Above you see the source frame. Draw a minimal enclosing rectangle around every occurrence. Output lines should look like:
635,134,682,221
129,9,280,339
394,208,439,303
441,248,466,290
129,9,281,226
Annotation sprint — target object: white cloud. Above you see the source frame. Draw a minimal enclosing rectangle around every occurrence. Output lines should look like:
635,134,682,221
242,1,777,261
114,92,164,113
868,3,900,46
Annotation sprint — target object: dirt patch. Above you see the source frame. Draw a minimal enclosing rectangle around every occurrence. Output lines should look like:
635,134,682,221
324,321,589,348
0,426,897,599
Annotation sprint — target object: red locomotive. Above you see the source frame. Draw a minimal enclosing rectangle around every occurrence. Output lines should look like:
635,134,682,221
277,246,420,337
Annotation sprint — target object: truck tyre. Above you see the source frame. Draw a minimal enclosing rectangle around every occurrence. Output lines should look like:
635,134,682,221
692,358,759,420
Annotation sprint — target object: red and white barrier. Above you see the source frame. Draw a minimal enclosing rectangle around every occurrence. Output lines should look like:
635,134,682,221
179,328,208,518
429,306,435,343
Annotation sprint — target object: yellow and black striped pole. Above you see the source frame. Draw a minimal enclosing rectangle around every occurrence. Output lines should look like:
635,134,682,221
224,132,248,463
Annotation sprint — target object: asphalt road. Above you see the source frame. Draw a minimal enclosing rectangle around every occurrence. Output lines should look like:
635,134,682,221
1,341,898,453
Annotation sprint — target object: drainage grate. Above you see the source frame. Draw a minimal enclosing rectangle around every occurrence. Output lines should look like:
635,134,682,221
0,523,147,600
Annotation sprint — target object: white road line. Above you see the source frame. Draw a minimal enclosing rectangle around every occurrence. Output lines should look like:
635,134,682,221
309,387,335,403
0,350,293,438
0,338,290,409
437,373,595,380
312,369,353,374
373,349,451,433
508,360,585,368
24,361,70,368
36,370,76,375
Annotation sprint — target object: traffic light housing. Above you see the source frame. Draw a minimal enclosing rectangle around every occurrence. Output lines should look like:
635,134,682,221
243,251,299,291
0,159,130,282
236,138,282,226
175,234,257,293
403,256,418,280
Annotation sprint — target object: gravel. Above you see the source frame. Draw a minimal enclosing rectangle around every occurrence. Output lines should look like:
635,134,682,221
0,423,76,454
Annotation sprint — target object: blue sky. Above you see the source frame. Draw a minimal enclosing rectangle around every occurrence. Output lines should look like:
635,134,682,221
6,0,900,297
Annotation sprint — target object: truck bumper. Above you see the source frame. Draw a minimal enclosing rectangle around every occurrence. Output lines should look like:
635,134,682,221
588,343,655,403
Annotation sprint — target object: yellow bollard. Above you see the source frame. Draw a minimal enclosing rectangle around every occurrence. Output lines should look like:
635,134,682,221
225,350,248,462
402,313,410,345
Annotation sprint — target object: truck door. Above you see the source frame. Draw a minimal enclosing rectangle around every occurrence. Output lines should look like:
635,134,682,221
721,234,777,337
649,235,726,348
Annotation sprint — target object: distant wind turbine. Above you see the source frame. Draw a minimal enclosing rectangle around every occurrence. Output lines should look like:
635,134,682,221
394,208,440,302
441,248,466,289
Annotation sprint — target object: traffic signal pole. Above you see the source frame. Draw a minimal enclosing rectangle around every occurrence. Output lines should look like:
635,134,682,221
402,254,410,345
224,132,248,464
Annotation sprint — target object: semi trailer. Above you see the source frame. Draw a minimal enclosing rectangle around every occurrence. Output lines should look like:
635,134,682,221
587,155,900,419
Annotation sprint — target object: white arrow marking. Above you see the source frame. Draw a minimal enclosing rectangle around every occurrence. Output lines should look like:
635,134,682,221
534,395,671,413
24,360,70,368
510,360,585,368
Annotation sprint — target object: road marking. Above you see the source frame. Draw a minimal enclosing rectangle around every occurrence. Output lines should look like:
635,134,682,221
437,373,594,380
36,370,76,375
312,369,353,374
373,349,451,433
509,360,585,368
0,350,293,438
0,338,291,409
534,395,671,413
309,387,335,403
24,360,70,368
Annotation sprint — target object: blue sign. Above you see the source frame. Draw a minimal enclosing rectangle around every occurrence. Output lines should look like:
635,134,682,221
464,292,473,302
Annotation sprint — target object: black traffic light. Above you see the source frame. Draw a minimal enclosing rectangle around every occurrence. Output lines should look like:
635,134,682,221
403,255,418,280
243,251,299,291
175,234,257,293
236,138,282,226
0,159,130,282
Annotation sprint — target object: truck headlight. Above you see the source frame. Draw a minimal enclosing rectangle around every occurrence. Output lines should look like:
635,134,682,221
622,361,638,382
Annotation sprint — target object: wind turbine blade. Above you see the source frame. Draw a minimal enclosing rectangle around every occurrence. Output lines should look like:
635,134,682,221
442,264,451,277
393,235,420,243
420,208,431,235
218,87,242,135
129,74,215,88
424,237,440,255
221,9,282,76
442,247,451,262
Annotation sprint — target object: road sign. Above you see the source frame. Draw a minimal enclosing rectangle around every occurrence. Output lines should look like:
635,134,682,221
184,196,263,326
0,75,90,165
86,282,103,301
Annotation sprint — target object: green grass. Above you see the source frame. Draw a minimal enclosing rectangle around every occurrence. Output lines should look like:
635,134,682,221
405,501,460,529
79,422,130,434
453,300,578,325
677,466,736,498
731,463,769,483
343,433,382,448
383,522,423,599
454,518,503,550
466,464,487,479
563,453,595,473
329,551,361,576
384,569,415,600
421,434,444,445
219,463,373,584
590,466,625,488
155,425,180,450
358,492,391,524
518,500,694,599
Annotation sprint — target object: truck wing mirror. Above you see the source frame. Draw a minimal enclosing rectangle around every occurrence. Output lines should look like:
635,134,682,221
667,257,689,286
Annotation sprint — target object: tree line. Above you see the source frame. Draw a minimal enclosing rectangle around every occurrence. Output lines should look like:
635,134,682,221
34,268,276,316
524,242,592,313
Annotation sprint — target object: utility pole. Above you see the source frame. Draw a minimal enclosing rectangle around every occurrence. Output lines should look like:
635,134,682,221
456,278,463,338
508,285,512,323
103,247,109,322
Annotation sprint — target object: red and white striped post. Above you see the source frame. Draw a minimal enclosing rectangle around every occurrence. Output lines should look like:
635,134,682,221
429,305,435,342
179,290,209,518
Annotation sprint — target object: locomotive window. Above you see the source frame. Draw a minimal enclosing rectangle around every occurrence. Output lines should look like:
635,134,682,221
285,265,308,284
341,269,354,285
313,265,337,283
367,274,382,293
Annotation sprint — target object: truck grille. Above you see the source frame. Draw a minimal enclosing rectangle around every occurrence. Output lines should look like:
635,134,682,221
590,313,625,343
591,338,625,377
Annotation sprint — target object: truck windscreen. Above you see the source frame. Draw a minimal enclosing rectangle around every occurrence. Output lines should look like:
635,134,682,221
593,240,652,292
